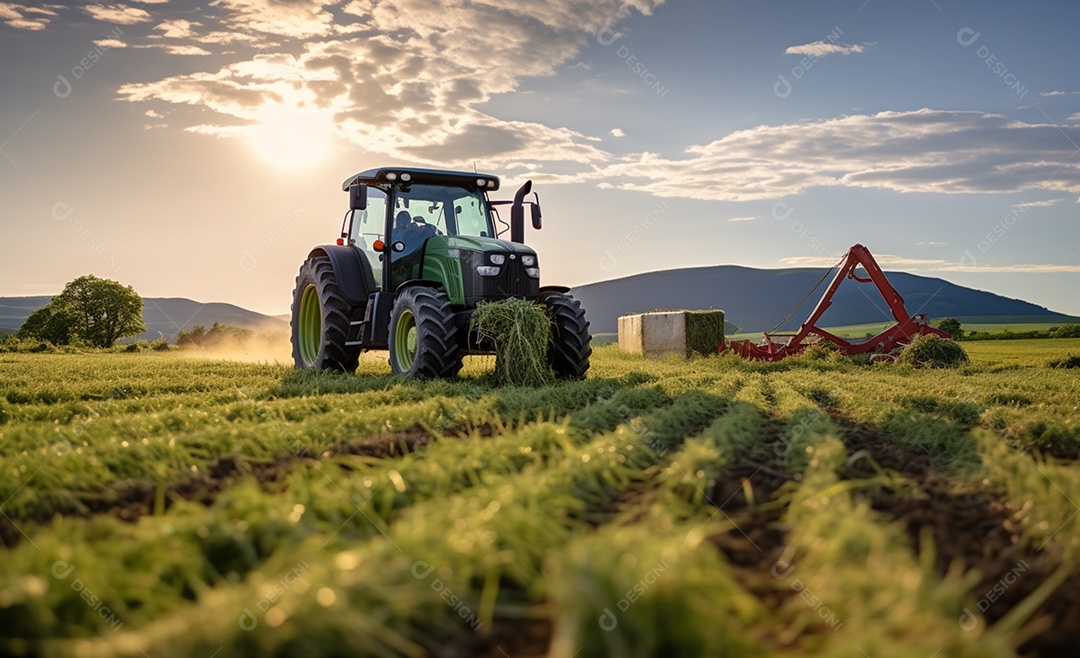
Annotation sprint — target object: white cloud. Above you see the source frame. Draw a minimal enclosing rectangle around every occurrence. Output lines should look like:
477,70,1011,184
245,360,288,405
93,38,127,49
1040,90,1078,97
596,109,1080,201
610,128,626,137
1011,198,1066,208
781,254,1080,274
155,19,199,39
785,41,868,57
208,0,335,38
727,216,756,222
0,2,60,30
154,44,212,56
118,0,664,168
83,3,152,25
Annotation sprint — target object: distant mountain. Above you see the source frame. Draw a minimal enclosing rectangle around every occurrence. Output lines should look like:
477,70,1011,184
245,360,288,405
0,296,285,342
570,265,1064,334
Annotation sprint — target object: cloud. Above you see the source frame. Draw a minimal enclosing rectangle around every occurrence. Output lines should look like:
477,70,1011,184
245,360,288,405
83,3,152,25
1011,198,1066,208
154,19,199,39
596,109,1080,201
117,0,663,168
0,2,60,30
727,216,756,222
153,44,212,56
93,38,127,49
780,254,1080,274
209,0,334,38
610,128,626,137
785,41,868,57
1041,90,1078,97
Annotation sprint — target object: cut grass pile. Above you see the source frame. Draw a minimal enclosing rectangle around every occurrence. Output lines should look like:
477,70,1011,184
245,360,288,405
470,298,554,386
897,334,970,368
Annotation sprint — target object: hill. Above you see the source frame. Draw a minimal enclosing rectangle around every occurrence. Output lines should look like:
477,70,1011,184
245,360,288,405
571,265,1065,333
0,296,285,342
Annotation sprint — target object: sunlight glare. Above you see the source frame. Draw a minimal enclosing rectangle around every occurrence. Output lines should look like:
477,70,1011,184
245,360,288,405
248,105,336,170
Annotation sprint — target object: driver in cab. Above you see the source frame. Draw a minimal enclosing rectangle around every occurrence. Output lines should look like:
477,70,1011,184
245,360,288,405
393,210,436,257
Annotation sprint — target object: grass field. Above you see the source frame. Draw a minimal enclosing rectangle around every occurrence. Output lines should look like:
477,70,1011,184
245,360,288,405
2,340,1080,657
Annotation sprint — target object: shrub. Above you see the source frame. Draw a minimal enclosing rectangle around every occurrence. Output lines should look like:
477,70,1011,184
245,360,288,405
931,317,963,338
896,334,969,368
470,298,554,386
1051,324,1080,338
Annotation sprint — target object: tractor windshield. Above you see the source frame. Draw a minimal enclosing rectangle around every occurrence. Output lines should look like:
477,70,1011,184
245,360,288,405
393,184,494,239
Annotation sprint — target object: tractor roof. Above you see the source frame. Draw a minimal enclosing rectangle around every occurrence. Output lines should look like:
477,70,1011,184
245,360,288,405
341,167,500,192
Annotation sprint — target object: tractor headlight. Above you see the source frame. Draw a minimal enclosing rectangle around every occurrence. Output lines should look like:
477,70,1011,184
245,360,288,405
477,266,501,277
525,267,540,278
520,255,536,267
489,254,506,265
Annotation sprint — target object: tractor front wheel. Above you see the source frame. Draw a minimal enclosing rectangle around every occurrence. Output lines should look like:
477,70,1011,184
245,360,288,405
538,292,591,379
388,287,462,379
291,256,360,372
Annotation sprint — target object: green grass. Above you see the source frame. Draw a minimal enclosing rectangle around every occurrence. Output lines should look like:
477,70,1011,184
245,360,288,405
2,342,1080,657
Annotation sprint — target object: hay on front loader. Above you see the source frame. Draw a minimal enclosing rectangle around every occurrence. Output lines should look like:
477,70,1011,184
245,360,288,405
470,297,555,386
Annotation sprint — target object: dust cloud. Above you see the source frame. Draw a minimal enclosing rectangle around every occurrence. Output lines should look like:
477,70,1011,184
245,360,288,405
176,321,293,364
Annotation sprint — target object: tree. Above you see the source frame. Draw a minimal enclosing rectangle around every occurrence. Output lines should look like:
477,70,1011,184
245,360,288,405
18,275,146,348
932,317,963,339
18,301,80,345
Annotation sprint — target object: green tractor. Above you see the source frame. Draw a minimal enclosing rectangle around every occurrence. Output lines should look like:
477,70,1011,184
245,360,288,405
290,167,591,379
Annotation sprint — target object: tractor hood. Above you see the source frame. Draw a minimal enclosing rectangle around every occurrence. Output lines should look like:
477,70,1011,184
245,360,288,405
441,236,537,256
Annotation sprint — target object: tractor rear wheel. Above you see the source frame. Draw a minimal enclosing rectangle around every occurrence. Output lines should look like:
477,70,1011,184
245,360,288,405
388,287,462,379
291,256,360,372
538,292,591,379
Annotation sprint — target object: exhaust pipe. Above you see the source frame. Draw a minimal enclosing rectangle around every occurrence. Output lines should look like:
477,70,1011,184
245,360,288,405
510,180,532,243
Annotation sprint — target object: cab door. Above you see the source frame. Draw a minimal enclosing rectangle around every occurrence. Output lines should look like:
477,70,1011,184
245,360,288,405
350,187,388,289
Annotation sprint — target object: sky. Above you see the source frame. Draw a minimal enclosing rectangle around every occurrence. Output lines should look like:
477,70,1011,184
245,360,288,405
1,0,1078,318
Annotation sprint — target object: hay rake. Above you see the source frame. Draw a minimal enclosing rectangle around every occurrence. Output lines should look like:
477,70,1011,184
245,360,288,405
723,244,950,362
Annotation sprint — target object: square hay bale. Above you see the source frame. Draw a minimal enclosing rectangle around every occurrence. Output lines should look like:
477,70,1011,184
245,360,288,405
618,310,724,359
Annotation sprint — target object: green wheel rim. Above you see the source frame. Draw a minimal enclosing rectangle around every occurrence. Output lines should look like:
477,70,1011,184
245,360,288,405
394,309,418,372
298,284,321,366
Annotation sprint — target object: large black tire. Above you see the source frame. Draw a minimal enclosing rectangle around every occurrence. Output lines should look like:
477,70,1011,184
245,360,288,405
538,292,591,380
388,287,462,379
291,257,360,372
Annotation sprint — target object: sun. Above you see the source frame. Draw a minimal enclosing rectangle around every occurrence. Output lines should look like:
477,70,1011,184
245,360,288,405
248,105,336,170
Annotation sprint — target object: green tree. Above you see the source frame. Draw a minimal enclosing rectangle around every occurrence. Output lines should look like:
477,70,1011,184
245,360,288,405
18,301,80,345
18,275,146,348
932,317,963,339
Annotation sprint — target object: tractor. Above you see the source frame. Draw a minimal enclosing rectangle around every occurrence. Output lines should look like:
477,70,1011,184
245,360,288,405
290,167,591,379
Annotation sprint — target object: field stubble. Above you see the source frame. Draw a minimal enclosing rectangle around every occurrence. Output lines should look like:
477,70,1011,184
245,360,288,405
1,339,1079,656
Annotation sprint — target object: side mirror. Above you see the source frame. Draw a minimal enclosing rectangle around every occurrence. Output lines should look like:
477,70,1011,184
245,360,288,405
530,194,542,230
349,184,367,210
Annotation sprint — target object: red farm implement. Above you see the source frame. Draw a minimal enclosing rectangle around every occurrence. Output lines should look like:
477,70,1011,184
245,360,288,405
723,244,950,362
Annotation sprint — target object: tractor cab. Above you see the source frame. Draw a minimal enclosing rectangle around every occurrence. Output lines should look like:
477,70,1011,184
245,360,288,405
340,168,542,305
